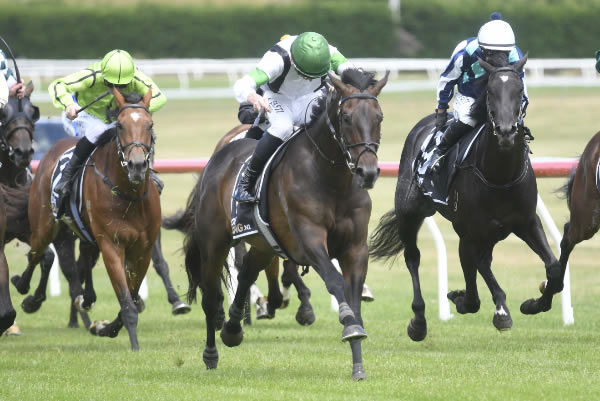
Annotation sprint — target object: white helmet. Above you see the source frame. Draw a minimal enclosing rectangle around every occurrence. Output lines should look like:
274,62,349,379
478,20,515,51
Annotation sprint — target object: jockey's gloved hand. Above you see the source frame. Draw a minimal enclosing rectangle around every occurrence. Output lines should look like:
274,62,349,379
435,109,447,132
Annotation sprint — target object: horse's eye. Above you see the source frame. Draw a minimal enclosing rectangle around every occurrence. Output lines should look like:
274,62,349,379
116,122,123,129
342,113,352,123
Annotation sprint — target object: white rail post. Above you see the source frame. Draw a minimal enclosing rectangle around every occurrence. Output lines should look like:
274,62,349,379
425,216,453,321
536,195,574,325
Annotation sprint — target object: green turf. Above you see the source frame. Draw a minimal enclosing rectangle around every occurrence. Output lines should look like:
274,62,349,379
1,87,599,400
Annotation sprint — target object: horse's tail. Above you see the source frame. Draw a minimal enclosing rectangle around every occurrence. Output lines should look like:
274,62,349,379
557,165,577,209
183,230,202,304
162,210,190,233
369,209,406,262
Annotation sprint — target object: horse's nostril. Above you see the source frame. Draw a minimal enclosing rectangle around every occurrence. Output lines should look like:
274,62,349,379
376,167,381,175
356,167,364,176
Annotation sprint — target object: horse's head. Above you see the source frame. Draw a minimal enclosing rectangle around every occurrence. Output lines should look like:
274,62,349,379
0,82,38,168
478,54,528,150
327,69,389,189
112,88,154,185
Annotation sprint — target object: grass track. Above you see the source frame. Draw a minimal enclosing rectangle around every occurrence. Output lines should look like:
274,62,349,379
1,87,599,400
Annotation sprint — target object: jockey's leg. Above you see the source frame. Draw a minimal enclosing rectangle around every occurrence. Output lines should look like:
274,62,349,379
428,120,471,172
55,136,95,216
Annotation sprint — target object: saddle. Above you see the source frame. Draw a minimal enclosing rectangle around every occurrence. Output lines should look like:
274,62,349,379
51,148,96,243
230,132,299,262
414,121,485,205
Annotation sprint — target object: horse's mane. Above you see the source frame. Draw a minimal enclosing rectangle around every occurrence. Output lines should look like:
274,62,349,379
469,52,511,122
95,92,148,148
307,68,377,127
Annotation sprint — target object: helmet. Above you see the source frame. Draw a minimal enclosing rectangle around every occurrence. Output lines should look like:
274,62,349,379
290,32,331,78
478,20,515,51
101,49,135,85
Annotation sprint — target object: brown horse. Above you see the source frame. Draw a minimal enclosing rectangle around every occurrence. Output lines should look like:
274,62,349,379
528,132,600,309
182,69,388,380
24,88,160,350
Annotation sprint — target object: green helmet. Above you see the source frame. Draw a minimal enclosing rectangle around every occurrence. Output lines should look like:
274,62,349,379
101,49,135,85
291,32,331,78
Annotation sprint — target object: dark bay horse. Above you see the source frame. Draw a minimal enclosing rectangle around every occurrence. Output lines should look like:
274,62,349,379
182,69,388,380
370,55,561,340
528,131,600,311
24,88,160,350
0,184,15,334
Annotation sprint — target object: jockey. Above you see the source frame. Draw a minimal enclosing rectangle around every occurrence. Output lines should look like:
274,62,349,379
0,73,7,108
48,49,166,216
232,32,353,203
0,49,25,99
428,13,529,173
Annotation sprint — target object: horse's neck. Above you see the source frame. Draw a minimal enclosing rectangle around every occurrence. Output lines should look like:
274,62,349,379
478,125,527,184
0,152,28,187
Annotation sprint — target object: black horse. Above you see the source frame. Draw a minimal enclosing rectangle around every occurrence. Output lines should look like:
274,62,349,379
370,55,561,340
0,184,16,334
182,69,388,380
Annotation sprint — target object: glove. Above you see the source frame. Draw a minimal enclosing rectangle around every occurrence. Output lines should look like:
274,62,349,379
435,109,447,132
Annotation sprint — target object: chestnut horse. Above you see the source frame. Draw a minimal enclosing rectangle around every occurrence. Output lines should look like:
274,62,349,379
24,88,160,350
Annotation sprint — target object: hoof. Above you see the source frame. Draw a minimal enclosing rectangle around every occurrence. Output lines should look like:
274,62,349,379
0,310,17,335
280,299,290,309
89,320,110,336
171,301,191,315
220,321,244,347
407,318,427,342
520,298,551,315
361,285,375,302
2,321,21,336
203,346,219,369
295,305,316,326
67,321,79,329
11,275,29,295
539,280,547,295
493,306,513,331
352,363,367,381
21,294,45,313
134,297,145,313
73,295,94,313
447,290,480,314
341,324,368,342
256,297,272,320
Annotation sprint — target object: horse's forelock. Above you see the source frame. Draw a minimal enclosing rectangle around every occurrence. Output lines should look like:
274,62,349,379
341,69,377,91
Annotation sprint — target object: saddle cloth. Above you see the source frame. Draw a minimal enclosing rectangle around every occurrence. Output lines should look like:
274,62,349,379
50,148,95,243
230,132,298,262
414,121,485,205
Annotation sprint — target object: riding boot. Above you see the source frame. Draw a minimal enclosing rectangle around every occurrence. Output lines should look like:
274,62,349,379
55,137,95,216
428,120,471,173
234,132,283,203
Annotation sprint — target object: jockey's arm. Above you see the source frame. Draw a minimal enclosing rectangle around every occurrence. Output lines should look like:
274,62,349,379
0,74,8,108
48,69,96,110
132,69,167,113
330,48,353,75
0,50,17,88
436,51,465,111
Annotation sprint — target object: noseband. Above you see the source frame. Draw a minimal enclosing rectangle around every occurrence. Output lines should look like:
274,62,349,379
115,104,154,168
310,92,380,172
0,112,34,159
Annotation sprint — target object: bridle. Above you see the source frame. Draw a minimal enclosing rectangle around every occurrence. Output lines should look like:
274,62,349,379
0,110,35,160
114,104,154,168
307,90,380,172
485,66,526,136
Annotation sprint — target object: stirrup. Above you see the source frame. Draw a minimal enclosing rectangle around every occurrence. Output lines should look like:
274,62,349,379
234,188,257,204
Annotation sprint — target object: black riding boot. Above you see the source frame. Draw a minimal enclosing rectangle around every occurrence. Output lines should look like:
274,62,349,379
428,120,471,173
55,137,95,216
234,132,283,203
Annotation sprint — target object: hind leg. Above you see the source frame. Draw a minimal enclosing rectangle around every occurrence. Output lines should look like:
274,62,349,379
75,241,99,314
282,260,315,326
264,257,282,318
221,246,273,347
0,246,16,335
151,231,191,315
447,239,482,315
20,248,54,314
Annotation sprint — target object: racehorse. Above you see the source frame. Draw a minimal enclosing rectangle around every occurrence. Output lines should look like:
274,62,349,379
0,184,15,334
370,55,561,340
24,88,160,350
527,131,600,312
0,82,38,186
182,69,388,380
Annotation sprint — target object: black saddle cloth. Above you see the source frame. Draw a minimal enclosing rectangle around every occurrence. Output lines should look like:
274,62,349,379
414,122,484,205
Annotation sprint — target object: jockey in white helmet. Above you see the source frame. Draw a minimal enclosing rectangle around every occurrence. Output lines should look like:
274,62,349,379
428,12,528,173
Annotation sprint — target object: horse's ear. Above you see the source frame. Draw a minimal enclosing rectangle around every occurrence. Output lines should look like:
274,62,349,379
368,70,390,97
24,81,34,98
477,57,496,74
328,72,354,96
142,88,152,108
514,53,528,73
112,88,126,108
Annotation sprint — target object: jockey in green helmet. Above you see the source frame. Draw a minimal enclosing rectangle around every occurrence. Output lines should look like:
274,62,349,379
49,49,166,217
232,32,353,203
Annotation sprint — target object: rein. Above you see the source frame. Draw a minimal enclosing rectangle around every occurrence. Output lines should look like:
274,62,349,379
306,91,380,172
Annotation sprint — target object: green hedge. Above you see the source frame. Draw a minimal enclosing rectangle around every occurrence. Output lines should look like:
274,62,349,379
0,3,397,58
400,0,600,58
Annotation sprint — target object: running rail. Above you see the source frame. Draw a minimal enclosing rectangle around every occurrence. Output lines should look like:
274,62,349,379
41,157,577,325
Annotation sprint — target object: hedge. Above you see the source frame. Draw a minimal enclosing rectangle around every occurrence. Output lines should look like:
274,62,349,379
0,3,397,58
